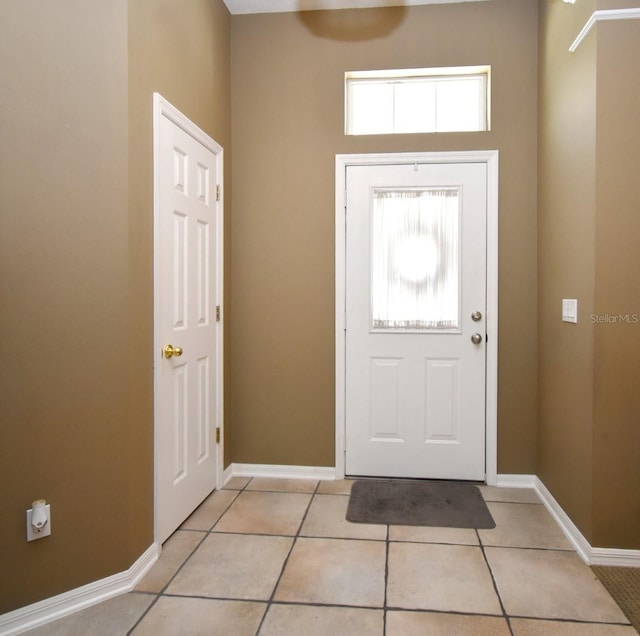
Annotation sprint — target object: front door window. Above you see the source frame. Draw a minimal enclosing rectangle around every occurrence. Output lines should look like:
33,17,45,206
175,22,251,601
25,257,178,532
372,188,460,331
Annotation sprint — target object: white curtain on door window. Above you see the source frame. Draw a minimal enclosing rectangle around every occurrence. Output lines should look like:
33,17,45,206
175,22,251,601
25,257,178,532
372,188,460,330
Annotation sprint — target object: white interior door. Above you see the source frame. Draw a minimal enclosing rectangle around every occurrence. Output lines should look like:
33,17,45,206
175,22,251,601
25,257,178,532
155,97,223,543
345,162,487,481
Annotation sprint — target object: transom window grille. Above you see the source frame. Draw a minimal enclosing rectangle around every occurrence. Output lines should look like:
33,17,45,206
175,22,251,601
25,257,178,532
346,66,490,135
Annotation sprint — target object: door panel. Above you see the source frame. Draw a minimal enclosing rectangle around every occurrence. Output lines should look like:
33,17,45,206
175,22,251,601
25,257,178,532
424,358,459,442
345,162,487,480
157,112,220,543
370,357,402,440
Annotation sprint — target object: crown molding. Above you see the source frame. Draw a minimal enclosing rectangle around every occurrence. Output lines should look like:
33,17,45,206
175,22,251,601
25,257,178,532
570,8,640,53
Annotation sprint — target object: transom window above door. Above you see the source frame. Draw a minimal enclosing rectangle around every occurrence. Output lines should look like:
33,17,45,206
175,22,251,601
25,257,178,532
345,66,490,135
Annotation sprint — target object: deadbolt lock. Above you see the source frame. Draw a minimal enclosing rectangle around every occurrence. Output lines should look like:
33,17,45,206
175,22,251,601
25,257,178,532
471,311,483,322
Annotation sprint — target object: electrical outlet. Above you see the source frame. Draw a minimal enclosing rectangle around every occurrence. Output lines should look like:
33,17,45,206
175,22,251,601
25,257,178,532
26,504,51,541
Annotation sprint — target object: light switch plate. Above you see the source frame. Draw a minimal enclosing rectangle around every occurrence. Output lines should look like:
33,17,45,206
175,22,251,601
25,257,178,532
562,299,578,323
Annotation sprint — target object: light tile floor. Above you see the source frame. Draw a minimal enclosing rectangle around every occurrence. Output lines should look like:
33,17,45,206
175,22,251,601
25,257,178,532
25,478,636,636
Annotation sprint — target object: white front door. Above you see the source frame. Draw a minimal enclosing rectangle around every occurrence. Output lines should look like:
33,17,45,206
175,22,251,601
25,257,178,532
155,96,223,543
345,162,487,481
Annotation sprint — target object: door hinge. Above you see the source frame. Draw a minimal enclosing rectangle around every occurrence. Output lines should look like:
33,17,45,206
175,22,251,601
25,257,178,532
216,427,221,444
216,305,221,322
216,184,221,201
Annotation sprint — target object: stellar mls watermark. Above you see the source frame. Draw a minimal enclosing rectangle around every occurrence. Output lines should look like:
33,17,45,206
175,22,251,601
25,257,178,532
590,313,639,324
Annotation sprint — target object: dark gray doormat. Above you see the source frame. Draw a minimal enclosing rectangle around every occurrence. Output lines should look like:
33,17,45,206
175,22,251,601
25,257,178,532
346,479,496,529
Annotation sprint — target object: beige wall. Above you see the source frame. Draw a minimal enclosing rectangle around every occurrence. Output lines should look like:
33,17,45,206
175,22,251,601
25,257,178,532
538,0,640,548
0,0,130,612
0,0,231,614
592,18,640,549
537,0,597,542
229,0,539,471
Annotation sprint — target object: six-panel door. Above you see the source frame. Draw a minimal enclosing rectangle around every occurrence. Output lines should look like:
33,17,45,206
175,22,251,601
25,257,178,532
157,114,220,543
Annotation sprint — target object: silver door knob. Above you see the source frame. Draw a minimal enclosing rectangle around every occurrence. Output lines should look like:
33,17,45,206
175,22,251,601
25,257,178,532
471,311,482,322
471,333,483,345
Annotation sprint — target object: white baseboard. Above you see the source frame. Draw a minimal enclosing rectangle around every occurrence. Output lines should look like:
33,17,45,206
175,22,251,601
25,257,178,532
495,474,537,489
227,462,336,481
0,543,159,636
223,462,234,486
5,469,639,634
588,546,640,568
533,476,592,563
496,474,640,567
533,477,640,567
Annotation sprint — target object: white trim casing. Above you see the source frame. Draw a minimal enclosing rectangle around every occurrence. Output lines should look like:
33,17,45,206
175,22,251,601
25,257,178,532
570,8,640,53
0,544,159,636
335,151,499,484
152,93,225,542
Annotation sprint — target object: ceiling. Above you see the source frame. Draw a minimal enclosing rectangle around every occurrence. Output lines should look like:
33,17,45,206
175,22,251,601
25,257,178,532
223,0,486,15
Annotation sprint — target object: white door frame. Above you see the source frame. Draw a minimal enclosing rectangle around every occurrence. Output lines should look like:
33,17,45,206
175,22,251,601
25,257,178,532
335,151,499,485
153,93,224,542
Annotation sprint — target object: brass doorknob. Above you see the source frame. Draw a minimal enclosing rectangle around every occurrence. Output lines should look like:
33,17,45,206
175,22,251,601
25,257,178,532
471,333,483,345
163,344,183,359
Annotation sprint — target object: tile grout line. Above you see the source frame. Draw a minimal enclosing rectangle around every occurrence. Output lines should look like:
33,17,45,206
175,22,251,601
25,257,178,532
126,592,161,635
475,528,515,636
483,500,544,506
127,480,250,635
150,590,511,616
253,479,322,635
479,543,576,553
130,482,562,635
126,532,210,635
210,529,386,542
383,523,390,636
507,614,636,628
155,592,383,611
381,604,517,619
